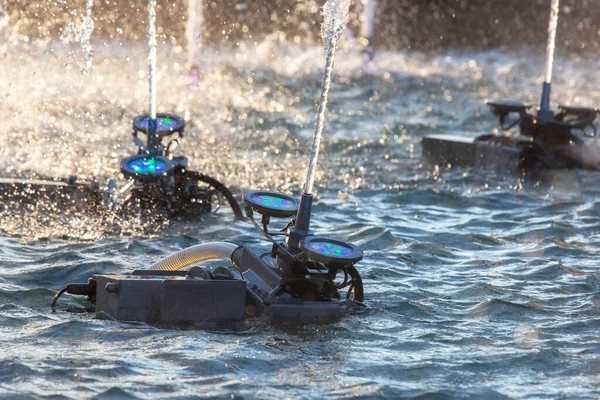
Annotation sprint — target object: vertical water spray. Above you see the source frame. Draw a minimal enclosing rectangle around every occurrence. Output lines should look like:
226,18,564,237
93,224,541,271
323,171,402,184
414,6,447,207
81,0,94,74
359,0,376,67
360,0,376,45
304,0,351,195
147,0,158,151
539,0,560,116
186,0,203,87
287,0,351,251
0,0,9,30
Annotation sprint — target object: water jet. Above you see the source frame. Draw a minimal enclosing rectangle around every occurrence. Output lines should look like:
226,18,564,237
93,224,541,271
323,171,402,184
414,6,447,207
422,0,600,171
0,0,242,220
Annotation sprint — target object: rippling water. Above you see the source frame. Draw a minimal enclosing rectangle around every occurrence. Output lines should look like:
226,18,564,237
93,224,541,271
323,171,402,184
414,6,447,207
1,37,600,399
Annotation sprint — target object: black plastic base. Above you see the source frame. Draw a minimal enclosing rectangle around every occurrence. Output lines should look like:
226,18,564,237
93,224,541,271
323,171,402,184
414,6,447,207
94,273,247,329
422,131,594,171
79,246,353,328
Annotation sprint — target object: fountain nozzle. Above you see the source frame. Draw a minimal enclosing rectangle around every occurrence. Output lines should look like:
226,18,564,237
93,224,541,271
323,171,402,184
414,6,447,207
286,192,313,252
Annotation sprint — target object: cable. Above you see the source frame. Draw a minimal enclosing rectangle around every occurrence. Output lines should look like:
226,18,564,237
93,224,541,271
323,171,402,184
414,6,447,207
244,206,310,275
51,287,67,312
346,265,364,302
185,171,243,220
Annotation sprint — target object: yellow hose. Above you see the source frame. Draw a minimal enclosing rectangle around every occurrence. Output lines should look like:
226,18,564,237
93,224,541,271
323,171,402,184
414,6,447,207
147,242,240,271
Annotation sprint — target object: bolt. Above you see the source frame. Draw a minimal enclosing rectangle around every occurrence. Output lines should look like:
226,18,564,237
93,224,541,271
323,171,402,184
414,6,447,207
105,282,119,293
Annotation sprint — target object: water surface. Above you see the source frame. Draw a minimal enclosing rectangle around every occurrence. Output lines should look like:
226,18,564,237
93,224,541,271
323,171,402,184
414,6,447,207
1,40,599,399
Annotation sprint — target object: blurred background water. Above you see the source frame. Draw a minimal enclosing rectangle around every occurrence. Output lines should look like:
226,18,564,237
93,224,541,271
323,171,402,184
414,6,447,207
1,1,600,399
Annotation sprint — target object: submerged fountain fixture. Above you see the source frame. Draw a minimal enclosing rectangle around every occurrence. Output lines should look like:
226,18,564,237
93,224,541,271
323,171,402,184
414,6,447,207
117,0,241,217
52,0,365,327
422,0,600,171
0,0,242,219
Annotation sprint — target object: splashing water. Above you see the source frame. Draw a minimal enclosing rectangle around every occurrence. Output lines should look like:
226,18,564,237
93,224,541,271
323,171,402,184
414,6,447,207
304,0,350,194
80,0,94,74
544,0,560,84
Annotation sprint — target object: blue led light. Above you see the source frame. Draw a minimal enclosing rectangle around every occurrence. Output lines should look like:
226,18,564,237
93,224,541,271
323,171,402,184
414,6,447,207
254,195,296,211
127,157,167,174
315,242,352,256
301,236,363,265
140,117,177,130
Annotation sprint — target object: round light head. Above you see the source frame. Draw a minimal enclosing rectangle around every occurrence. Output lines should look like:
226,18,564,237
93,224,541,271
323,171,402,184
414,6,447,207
243,190,299,219
558,105,599,115
120,154,174,181
133,113,186,137
486,100,532,113
300,236,363,266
